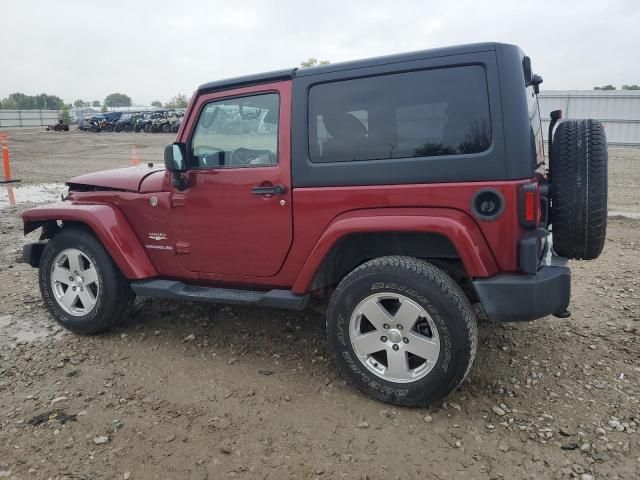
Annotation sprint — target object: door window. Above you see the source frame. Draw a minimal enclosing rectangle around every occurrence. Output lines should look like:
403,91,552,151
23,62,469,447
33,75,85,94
191,93,279,168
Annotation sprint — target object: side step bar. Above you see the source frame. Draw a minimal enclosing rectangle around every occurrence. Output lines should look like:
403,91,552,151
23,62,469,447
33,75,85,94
130,279,309,311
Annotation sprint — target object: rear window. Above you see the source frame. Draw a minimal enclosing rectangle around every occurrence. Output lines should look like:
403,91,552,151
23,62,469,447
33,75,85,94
308,65,491,163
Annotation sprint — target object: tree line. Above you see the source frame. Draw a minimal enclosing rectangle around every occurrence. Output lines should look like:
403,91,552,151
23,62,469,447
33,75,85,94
0,92,190,110
594,84,640,91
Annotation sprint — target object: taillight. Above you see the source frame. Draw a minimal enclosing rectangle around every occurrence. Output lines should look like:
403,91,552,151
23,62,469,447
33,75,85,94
520,183,540,228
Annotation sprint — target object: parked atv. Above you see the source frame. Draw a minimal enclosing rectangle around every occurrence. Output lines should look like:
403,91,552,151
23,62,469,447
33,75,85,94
98,119,116,132
114,113,136,132
133,113,150,132
170,117,182,133
145,112,169,133
46,120,69,132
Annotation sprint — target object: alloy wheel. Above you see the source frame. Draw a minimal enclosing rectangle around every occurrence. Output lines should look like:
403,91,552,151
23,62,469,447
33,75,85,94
349,293,440,383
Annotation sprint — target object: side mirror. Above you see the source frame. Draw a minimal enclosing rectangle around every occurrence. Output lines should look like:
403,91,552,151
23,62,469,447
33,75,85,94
164,143,188,190
164,143,186,172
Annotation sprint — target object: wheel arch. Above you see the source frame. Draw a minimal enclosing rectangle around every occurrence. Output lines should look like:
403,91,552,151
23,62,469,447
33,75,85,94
22,202,157,279
291,208,498,294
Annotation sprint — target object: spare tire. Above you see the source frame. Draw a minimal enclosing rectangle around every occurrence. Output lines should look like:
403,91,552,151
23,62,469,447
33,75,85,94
550,119,608,260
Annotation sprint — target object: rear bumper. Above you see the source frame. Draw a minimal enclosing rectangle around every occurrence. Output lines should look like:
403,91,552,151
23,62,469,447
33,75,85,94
472,257,570,322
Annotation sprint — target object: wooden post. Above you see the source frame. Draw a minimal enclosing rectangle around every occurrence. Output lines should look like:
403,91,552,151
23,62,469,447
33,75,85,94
131,144,140,165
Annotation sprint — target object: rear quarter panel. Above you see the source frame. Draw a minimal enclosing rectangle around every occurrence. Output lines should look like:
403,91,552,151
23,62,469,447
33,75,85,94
285,180,528,293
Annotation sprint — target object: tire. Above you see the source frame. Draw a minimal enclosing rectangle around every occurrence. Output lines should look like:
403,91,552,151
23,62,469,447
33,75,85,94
114,124,123,133
326,256,477,406
123,123,132,132
39,228,135,335
550,119,608,260
144,123,152,133
161,123,171,133
134,125,142,132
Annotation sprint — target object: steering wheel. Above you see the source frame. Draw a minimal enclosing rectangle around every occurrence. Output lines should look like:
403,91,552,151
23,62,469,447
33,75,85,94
229,148,252,166
230,148,276,166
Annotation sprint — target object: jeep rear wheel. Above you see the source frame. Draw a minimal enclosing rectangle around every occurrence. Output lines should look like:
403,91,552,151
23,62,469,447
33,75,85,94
550,119,608,260
39,228,135,335
327,256,477,406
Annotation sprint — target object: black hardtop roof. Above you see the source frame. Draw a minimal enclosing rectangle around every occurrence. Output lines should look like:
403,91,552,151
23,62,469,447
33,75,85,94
197,42,519,94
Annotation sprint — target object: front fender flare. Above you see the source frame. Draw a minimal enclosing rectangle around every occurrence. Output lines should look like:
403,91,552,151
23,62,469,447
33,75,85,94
291,208,498,294
22,202,157,279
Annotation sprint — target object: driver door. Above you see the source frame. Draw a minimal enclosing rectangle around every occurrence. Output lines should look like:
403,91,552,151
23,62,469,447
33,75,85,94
168,81,293,277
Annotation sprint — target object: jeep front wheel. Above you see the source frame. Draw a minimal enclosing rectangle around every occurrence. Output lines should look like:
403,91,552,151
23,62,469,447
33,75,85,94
327,256,477,406
39,228,135,335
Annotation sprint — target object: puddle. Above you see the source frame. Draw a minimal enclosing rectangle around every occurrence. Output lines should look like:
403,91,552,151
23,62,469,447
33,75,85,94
0,183,65,208
0,313,61,347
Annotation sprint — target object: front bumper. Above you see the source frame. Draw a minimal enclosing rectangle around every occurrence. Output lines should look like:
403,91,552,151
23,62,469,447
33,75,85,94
472,256,570,322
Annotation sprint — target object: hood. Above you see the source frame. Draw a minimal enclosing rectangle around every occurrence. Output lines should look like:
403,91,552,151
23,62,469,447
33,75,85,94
67,165,165,192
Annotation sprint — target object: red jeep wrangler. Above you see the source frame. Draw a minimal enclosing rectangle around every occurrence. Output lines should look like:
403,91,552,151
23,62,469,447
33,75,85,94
22,43,607,406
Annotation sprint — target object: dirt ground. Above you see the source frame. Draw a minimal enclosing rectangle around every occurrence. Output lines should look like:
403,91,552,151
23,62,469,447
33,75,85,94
0,128,639,480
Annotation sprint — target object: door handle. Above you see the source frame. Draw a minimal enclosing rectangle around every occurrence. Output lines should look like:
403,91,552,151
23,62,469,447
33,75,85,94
251,184,287,195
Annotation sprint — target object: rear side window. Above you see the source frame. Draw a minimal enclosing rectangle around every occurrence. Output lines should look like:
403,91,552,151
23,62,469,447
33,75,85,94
308,66,491,163
527,85,544,167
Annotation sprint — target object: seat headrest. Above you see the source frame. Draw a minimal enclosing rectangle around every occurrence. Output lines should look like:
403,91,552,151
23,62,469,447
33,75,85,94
323,112,367,139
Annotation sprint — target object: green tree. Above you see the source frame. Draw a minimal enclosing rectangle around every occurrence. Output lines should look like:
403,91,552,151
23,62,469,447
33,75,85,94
622,84,640,90
92,100,101,107
36,93,64,110
164,94,188,109
74,99,86,107
151,100,163,108
0,96,18,109
60,105,71,123
300,57,330,68
594,85,616,90
104,92,132,107
0,92,64,110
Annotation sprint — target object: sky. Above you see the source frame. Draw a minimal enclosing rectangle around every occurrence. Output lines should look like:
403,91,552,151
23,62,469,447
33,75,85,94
1,0,639,106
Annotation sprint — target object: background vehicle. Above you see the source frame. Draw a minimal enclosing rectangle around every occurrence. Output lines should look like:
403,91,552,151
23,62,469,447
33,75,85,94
21,43,608,406
114,112,136,132
46,120,69,131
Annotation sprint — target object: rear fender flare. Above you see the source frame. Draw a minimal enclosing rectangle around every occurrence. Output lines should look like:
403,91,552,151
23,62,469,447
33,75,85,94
22,202,157,279
291,208,498,293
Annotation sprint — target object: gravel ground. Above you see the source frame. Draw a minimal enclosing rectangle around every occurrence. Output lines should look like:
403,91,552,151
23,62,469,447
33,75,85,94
0,129,639,479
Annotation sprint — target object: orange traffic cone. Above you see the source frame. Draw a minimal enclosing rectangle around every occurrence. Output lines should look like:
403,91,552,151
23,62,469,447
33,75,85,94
131,144,140,166
0,133,20,183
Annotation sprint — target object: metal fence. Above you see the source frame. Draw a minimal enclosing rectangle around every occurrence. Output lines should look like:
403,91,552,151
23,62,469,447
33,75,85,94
538,90,640,146
0,110,59,127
